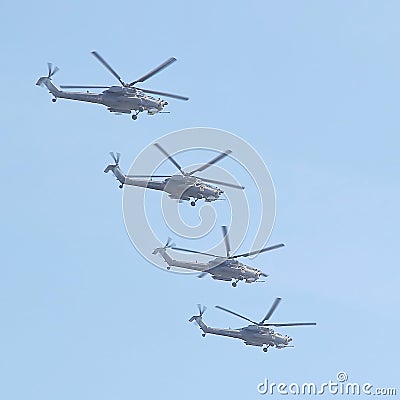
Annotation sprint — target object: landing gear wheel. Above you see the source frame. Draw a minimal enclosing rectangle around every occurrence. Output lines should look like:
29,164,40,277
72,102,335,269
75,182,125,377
51,98,56,103
232,281,237,287
131,114,138,120
202,333,206,337
190,201,196,207
138,107,144,112
263,347,269,352
119,184,123,189
167,266,170,270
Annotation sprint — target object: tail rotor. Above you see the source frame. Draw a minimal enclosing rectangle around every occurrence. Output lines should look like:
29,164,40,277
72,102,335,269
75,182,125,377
197,304,207,316
152,237,175,258
47,63,59,79
104,152,124,183
36,63,59,88
110,152,120,165
164,237,175,249
189,304,207,322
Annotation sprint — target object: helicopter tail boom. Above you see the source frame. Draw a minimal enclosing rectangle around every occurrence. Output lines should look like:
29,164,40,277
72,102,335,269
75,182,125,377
190,315,209,333
36,77,61,97
104,163,126,185
189,305,210,333
152,247,174,265
190,313,243,339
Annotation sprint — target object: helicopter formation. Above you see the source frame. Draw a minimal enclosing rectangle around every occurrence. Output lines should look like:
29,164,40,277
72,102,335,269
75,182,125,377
36,52,316,353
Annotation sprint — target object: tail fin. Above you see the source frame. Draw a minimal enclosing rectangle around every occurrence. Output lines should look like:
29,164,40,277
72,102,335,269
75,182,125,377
36,77,61,96
152,238,175,266
189,315,209,333
36,63,61,96
189,305,209,333
104,164,116,174
104,152,125,185
152,247,174,266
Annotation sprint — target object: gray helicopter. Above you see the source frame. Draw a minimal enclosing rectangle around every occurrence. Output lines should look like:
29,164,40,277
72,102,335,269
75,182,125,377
36,52,188,119
153,226,284,287
104,143,244,206
189,298,316,352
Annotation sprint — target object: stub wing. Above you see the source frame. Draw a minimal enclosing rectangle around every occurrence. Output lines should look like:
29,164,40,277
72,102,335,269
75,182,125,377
211,276,232,281
244,341,263,347
107,108,132,114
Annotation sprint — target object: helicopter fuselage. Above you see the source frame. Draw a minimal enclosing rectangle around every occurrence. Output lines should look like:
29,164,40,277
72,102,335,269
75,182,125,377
55,88,166,114
36,77,167,115
153,248,265,285
101,86,167,113
192,316,292,348
163,175,222,202
123,174,223,203
205,258,264,283
238,325,292,347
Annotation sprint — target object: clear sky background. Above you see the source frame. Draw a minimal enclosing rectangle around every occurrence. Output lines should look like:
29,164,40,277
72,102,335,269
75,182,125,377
1,1,399,399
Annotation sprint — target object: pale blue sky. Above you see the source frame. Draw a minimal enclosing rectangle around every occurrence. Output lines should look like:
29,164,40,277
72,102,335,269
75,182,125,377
1,1,399,399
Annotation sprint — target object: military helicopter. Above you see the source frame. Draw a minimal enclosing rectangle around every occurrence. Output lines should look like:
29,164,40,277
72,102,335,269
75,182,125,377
104,143,244,206
189,298,316,352
153,226,284,286
36,52,189,119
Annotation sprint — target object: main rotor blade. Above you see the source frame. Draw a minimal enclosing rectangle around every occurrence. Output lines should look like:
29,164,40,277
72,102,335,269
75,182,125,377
231,243,285,259
171,247,220,258
188,150,232,175
200,177,245,190
215,306,258,325
263,322,317,327
260,297,281,324
91,51,125,86
60,85,111,89
138,88,189,101
129,57,176,85
221,225,231,257
154,143,184,174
